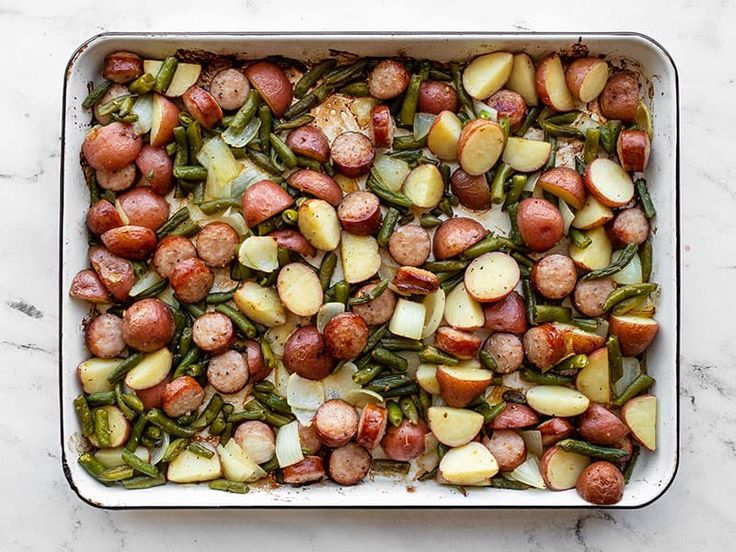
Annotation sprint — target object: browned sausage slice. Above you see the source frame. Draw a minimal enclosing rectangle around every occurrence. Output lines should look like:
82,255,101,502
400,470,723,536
96,163,137,192
282,325,335,380
286,126,330,163
192,312,235,354
331,132,375,177
103,51,143,83
483,291,528,334
85,313,126,359
101,225,157,261
241,179,294,228
488,403,539,429
573,278,616,318
368,60,410,100
152,236,197,279
609,207,649,246
350,283,396,326
328,443,372,485
371,104,394,148
388,224,431,267
392,266,440,295
209,68,251,111
268,228,317,258
122,298,175,352
599,72,639,123
182,85,223,129
355,403,388,449
195,222,239,267
242,339,270,382
162,375,205,417
531,254,578,300
537,417,574,446
482,429,526,471
87,199,124,236
69,269,112,304
418,81,459,115
337,191,382,236
323,312,369,360
314,399,359,447
287,169,343,206
169,257,214,304
522,323,567,371
207,349,249,394
135,377,169,409
485,89,527,131
88,245,135,302
135,145,175,196
282,456,326,486
118,187,170,231
434,327,482,360
483,332,524,374
83,122,143,172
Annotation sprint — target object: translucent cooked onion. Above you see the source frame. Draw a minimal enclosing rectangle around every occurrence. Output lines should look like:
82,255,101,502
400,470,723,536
275,421,304,468
286,373,325,411
506,455,546,489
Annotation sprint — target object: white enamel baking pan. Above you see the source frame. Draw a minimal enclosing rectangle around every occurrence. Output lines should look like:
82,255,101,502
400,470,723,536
60,32,680,509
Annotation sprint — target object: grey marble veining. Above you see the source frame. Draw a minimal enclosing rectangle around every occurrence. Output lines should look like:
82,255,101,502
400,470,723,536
1,0,735,549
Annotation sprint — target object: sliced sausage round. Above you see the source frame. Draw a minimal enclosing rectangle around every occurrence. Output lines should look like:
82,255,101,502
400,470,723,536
337,191,382,236
432,217,487,260
350,283,397,326
88,245,135,302
485,89,527,131
522,323,567,371
69,269,112,304
162,375,205,418
435,326,482,360
328,443,372,486
117,187,170,231
331,132,375,177
182,85,223,129
96,163,136,192
195,222,239,267
122,298,175,352
287,169,343,206
135,145,175,196
418,80,459,115
371,104,394,148
323,312,369,360
286,125,330,163
94,84,130,125
86,199,124,235
599,72,639,123
450,168,492,211
388,224,431,266
152,236,198,279
209,68,251,111
297,422,322,455
392,266,440,295
356,403,388,450
537,417,575,446
482,430,526,471
488,403,539,429
314,399,359,447
381,419,427,461
207,349,249,394
85,313,126,359
233,420,275,464
103,51,143,84
483,332,524,374
282,456,326,486
483,291,528,334
169,257,214,304
573,277,616,317
531,254,578,300
101,225,157,261
368,59,410,100
82,122,142,172
135,377,169,410
242,339,270,382
609,207,650,246
283,325,335,380
192,312,235,354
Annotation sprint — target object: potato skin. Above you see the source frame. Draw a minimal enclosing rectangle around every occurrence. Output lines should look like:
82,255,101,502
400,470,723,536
608,316,659,356
381,419,427,461
488,403,539,429
268,228,317,258
86,199,124,236
88,245,135,302
436,366,492,407
578,403,630,445
450,168,492,211
483,291,528,335
282,325,336,380
418,80,459,115
434,327,482,360
118,187,170,231
69,269,112,304
122,298,175,352
576,461,625,505
136,145,175,195
485,89,527,131
537,166,587,210
323,313,368,360
537,417,574,446
288,169,343,206
599,72,639,123
517,198,564,252
286,126,330,163
101,225,157,260
83,122,143,172
241,179,294,228
244,61,293,117
432,217,488,260
565,57,608,102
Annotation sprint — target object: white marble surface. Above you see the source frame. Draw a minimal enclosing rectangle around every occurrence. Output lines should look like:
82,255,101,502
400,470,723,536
0,0,734,549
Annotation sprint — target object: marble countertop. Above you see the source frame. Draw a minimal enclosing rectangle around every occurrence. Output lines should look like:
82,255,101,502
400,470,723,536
1,0,734,549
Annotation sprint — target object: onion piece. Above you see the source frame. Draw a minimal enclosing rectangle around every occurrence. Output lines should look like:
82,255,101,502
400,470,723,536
230,158,274,199
349,97,378,127
413,112,436,140
316,302,346,334
286,373,325,410
472,99,496,121
291,407,317,427
129,271,163,298
275,420,304,468
222,117,261,148
197,136,241,201
323,361,360,400
150,432,170,465
131,94,153,135
559,199,575,235
506,455,546,489
524,171,540,192
343,389,384,408
519,430,543,458
238,236,279,272
373,155,410,192
156,285,180,309
614,357,641,396
612,250,643,284
422,289,446,339
389,299,426,340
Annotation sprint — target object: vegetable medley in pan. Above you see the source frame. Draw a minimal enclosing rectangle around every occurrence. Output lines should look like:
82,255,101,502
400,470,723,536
70,46,659,504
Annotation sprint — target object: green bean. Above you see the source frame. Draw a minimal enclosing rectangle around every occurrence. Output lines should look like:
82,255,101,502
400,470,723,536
198,198,240,215
569,318,598,333
144,424,162,440
420,214,443,228
460,235,518,260
229,89,260,133
261,340,278,375
399,397,419,424
569,228,592,249
450,62,473,114
269,132,297,169
277,245,291,267
614,374,655,406
134,278,168,300
603,283,658,312
283,85,324,119
440,272,465,294
583,128,601,164
499,116,511,142
178,326,193,358
504,175,528,210
581,243,638,281
122,414,147,453
474,400,506,424
623,446,641,484
534,304,572,324
604,336,624,386
543,137,557,170
219,422,234,444
363,323,389,352
545,111,581,125
86,391,116,407
418,467,438,481
353,363,383,386
208,417,226,436
325,60,368,87
205,288,236,305
371,459,411,475
113,384,136,421
316,251,337,291
553,354,590,375
391,135,427,151
640,239,653,283
332,280,350,305
106,352,144,384
173,166,207,180
418,346,459,366
349,280,389,306
294,59,337,98
253,392,292,416
98,465,136,482
521,278,536,325
380,337,424,352
515,106,543,136
277,208,297,226
156,207,190,238
386,401,404,427
209,479,250,494
273,114,315,133
295,156,322,171
78,452,108,481
371,347,408,372
191,394,224,430
179,112,194,126
123,474,167,490
367,374,411,392
93,408,112,448
227,408,266,424
598,120,623,154
146,409,196,438
635,178,656,219
184,119,202,159
437,198,454,217
254,105,271,154
574,156,586,176
521,368,572,385
185,442,214,459
539,119,584,138
490,476,529,490
479,349,498,372
339,81,369,96
557,438,629,461
376,207,400,248
73,395,95,437
214,304,257,338
173,126,189,167
489,161,512,205
160,437,188,464
154,56,178,94
171,218,201,238
422,261,470,275
122,449,159,478
263,411,293,428
83,80,112,109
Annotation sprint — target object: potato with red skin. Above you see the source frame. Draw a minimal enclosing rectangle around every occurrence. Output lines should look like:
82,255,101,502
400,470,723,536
324,312,368,360
482,430,526,471
209,68,251,111
268,228,317,258
537,167,587,209
169,257,214,304
287,170,343,206
611,435,634,468
392,266,440,296
337,192,382,236
565,57,610,103
196,222,239,267
314,399,359,447
517,197,564,252
182,85,223,129
162,375,205,418
242,339,270,382
149,94,180,147
241,180,294,228
69,269,112,304
368,59,410,100
434,327,482,360
485,89,527,130
482,332,524,374
331,132,376,177
488,403,539,429
244,61,293,117
609,207,650,246
136,145,175,195
432,217,487,260
522,323,568,371
283,325,335,380
122,298,174,352
88,245,135,302
600,72,640,123
573,278,616,317
135,377,169,410
388,225,431,267
86,199,123,235
286,126,330,163
576,461,625,505
483,291,528,334
103,51,143,83
83,122,142,171
101,225,157,261
450,168,492,211
96,163,136,192
118,187,170,231
371,104,394,148
578,403,630,445
356,403,388,449
535,54,574,113
537,417,574,446
418,80,459,115
350,283,396,326
85,313,126,359
282,456,325,486
531,254,577,300
436,366,493,407
381,419,427,461
608,315,659,356
152,236,197,279
94,84,130,125
617,129,651,172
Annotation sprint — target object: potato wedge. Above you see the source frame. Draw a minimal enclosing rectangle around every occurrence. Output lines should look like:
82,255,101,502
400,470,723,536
124,347,172,390
388,298,426,340
584,159,635,208
143,60,202,98
77,358,120,394
540,446,591,490
565,58,610,103
537,167,587,209
608,315,659,356
464,252,520,303
233,281,287,328
150,93,180,147
88,405,131,448
617,129,651,173
535,54,575,112
621,394,657,451
244,61,293,118
553,323,606,355
444,282,485,330
572,195,614,230
457,119,505,176
277,263,323,317
507,52,538,107
94,446,150,468
502,137,552,173
440,441,499,485
427,111,463,161
416,364,440,395
402,164,445,208
575,347,611,403
570,227,612,271
526,385,590,417
428,406,485,447
298,199,341,251
462,52,514,100
340,232,381,284
422,289,446,338
436,365,493,407
167,447,222,483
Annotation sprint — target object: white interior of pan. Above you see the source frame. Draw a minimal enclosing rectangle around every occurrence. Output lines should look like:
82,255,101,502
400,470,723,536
61,33,678,508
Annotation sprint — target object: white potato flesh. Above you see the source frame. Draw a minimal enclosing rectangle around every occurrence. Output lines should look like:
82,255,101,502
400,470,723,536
437,365,493,384
166,63,202,97
416,364,440,395
428,406,485,447
542,448,590,490
316,302,346,333
239,236,279,273
502,137,552,173
462,52,514,99
389,299,426,340
526,385,590,417
507,53,539,106
421,289,446,338
612,251,643,285
124,347,172,390
464,252,520,302
402,164,445,208
572,195,614,230
277,263,323,317
570,227,612,271
622,395,657,451
340,232,381,284
373,155,410,192
576,348,611,403
233,281,287,327
78,358,120,394
537,55,575,112
167,447,222,483
586,159,635,207
427,111,463,161
298,199,341,251
577,60,610,103
88,406,130,448
440,442,499,485
350,97,378,127
457,120,505,176
444,283,484,329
